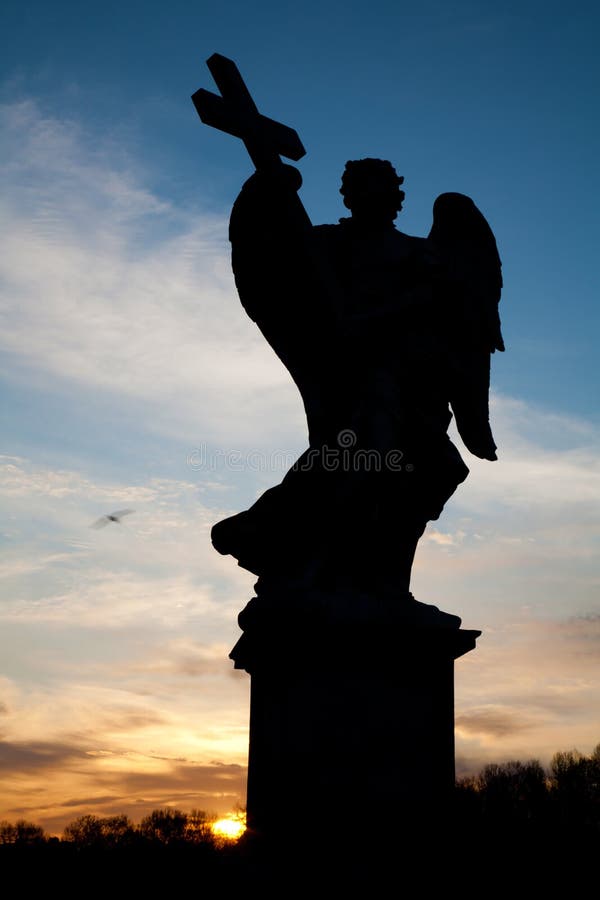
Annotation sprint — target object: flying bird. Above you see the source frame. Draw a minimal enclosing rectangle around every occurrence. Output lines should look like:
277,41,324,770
91,509,135,529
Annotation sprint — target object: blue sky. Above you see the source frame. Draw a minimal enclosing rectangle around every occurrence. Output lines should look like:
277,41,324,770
1,0,599,833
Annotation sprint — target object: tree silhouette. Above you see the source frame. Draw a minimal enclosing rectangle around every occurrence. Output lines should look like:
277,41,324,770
477,759,548,823
62,813,136,848
0,819,47,844
550,745,600,828
63,814,103,847
185,808,217,845
138,808,188,844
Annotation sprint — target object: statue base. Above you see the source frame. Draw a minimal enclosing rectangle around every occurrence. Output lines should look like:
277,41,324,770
230,589,480,858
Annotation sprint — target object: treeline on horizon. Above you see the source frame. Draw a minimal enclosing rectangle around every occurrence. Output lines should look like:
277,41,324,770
1,742,598,851
0,806,236,848
455,742,599,832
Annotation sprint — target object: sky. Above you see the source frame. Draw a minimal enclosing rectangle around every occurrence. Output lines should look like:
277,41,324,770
1,0,599,835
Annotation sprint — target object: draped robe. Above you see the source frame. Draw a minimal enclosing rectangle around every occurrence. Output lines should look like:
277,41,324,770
211,167,469,586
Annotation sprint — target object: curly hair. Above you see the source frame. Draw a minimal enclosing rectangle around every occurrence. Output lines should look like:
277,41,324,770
339,158,404,200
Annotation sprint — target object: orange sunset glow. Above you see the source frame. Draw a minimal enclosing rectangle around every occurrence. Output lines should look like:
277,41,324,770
211,814,247,842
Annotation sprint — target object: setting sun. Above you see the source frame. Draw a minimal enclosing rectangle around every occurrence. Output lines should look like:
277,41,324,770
211,814,246,842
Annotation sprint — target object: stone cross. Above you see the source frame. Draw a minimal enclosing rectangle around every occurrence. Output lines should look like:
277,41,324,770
192,53,306,170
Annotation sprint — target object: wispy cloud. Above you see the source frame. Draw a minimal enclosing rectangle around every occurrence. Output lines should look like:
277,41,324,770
455,615,600,769
412,392,600,624
1,96,599,835
0,454,253,614
0,660,249,834
0,99,305,450
456,707,534,738
0,734,247,834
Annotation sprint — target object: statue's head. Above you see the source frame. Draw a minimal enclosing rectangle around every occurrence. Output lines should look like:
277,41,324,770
340,159,405,224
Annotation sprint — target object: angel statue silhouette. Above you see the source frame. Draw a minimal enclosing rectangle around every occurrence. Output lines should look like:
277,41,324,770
194,56,504,628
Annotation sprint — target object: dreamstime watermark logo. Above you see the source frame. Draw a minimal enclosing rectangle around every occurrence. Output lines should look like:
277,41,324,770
188,430,414,474
187,445,299,473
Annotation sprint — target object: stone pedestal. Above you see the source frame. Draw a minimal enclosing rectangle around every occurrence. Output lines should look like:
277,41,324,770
231,592,480,850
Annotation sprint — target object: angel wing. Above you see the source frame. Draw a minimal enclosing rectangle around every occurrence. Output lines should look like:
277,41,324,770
428,192,504,461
